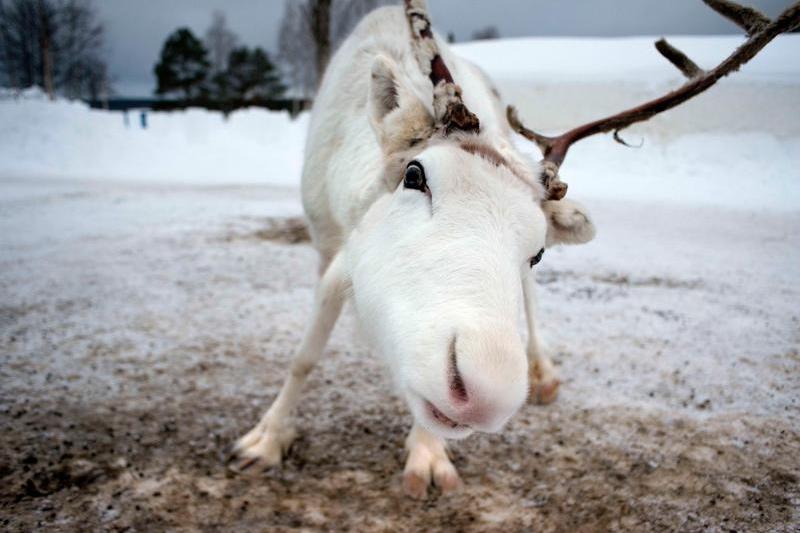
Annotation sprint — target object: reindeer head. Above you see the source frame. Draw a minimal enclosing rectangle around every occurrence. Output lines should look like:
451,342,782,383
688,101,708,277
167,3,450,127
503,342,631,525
343,2,595,439
347,136,593,438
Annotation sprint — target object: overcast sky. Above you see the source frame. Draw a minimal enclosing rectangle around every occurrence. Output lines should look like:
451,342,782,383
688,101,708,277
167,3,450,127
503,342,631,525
96,0,792,96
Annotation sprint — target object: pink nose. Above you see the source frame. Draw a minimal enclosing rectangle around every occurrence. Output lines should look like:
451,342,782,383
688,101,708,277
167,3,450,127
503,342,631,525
444,337,523,429
445,368,493,427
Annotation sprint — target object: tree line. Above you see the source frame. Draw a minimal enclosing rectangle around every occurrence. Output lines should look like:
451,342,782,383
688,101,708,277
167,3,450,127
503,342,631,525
0,0,109,100
155,0,395,111
154,13,286,112
0,0,494,108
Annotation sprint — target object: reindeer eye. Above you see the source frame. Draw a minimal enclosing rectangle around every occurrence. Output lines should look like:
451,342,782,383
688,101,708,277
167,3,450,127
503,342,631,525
404,161,427,192
529,248,544,268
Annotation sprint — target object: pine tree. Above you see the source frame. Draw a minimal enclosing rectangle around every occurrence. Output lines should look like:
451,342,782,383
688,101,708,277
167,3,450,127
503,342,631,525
154,28,209,100
225,46,285,101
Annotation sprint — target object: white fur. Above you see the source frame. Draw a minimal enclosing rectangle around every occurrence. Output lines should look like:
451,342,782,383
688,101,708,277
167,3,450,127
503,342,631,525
230,7,595,497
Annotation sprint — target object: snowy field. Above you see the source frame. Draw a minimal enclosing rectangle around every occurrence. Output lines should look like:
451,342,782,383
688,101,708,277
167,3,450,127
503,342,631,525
1,36,799,531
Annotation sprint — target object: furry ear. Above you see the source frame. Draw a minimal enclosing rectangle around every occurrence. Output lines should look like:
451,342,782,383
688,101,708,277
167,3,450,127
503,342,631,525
368,55,434,155
369,56,400,122
541,199,596,247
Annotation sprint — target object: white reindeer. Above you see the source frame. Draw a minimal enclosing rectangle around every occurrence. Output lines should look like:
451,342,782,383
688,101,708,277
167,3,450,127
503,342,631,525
227,0,796,497
227,3,593,497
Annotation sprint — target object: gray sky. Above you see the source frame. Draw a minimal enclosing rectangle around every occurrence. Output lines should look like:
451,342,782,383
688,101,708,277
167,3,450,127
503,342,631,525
97,0,792,97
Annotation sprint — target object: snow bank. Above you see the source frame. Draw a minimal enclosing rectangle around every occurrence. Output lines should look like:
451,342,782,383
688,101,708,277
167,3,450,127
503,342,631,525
0,88,307,186
0,35,798,211
510,132,800,212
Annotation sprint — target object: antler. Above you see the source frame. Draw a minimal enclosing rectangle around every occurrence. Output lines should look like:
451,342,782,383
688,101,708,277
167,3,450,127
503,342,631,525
404,0,480,134
509,0,800,200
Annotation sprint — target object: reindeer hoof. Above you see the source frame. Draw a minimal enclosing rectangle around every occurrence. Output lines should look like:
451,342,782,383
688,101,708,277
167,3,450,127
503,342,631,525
225,424,296,473
529,377,560,405
402,461,461,499
528,356,560,405
433,461,462,494
402,437,462,499
402,471,430,500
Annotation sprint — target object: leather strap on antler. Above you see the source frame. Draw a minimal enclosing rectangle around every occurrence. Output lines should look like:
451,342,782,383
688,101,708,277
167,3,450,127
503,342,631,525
404,0,480,134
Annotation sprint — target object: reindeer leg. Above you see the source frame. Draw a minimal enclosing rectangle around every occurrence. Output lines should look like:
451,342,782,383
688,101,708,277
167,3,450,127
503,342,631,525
402,423,461,499
522,272,560,405
227,252,348,472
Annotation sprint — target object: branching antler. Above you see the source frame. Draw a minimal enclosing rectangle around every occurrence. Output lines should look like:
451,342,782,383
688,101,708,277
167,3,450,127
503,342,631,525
404,0,480,134
509,0,800,200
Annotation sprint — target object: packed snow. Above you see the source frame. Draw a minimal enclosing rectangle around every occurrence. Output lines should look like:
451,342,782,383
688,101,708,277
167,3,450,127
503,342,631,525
0,88,308,186
1,35,798,530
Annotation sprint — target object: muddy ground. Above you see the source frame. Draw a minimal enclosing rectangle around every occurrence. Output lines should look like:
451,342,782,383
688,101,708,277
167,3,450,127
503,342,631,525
1,182,798,531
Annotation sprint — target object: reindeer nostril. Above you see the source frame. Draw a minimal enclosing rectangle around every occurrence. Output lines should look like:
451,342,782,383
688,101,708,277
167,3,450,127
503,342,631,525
448,336,468,403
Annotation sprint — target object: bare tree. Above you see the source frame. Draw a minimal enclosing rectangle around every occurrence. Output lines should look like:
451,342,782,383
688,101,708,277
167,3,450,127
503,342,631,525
0,0,109,99
59,0,107,99
278,0,392,99
0,1,20,89
278,0,316,98
0,0,45,91
204,10,238,75
331,0,394,45
278,0,331,97
310,0,332,81
37,0,56,98
0,6,15,89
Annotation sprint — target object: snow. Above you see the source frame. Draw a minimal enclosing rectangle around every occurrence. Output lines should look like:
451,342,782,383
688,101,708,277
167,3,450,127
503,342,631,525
530,131,800,211
0,88,308,186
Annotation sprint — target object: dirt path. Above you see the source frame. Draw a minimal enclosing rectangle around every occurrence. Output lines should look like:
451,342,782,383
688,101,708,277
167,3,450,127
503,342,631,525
1,181,798,531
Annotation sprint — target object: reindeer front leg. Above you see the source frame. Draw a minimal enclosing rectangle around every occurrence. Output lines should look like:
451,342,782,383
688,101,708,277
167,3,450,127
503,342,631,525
227,253,348,471
402,423,461,499
522,272,560,405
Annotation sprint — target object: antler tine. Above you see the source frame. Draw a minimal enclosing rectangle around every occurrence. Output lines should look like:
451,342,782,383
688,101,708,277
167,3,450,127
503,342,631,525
509,0,800,201
404,0,480,134
655,39,704,79
506,106,556,155
702,0,771,35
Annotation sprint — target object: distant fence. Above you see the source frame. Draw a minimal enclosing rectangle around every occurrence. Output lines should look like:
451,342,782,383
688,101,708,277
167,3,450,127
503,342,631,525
86,97,312,117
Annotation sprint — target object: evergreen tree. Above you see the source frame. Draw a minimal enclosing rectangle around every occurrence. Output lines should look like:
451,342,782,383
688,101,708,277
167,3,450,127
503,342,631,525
207,70,233,112
225,46,285,101
153,28,209,100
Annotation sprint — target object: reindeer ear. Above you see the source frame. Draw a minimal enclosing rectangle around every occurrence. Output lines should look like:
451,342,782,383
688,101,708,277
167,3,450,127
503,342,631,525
369,56,400,122
368,55,434,154
541,199,596,247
